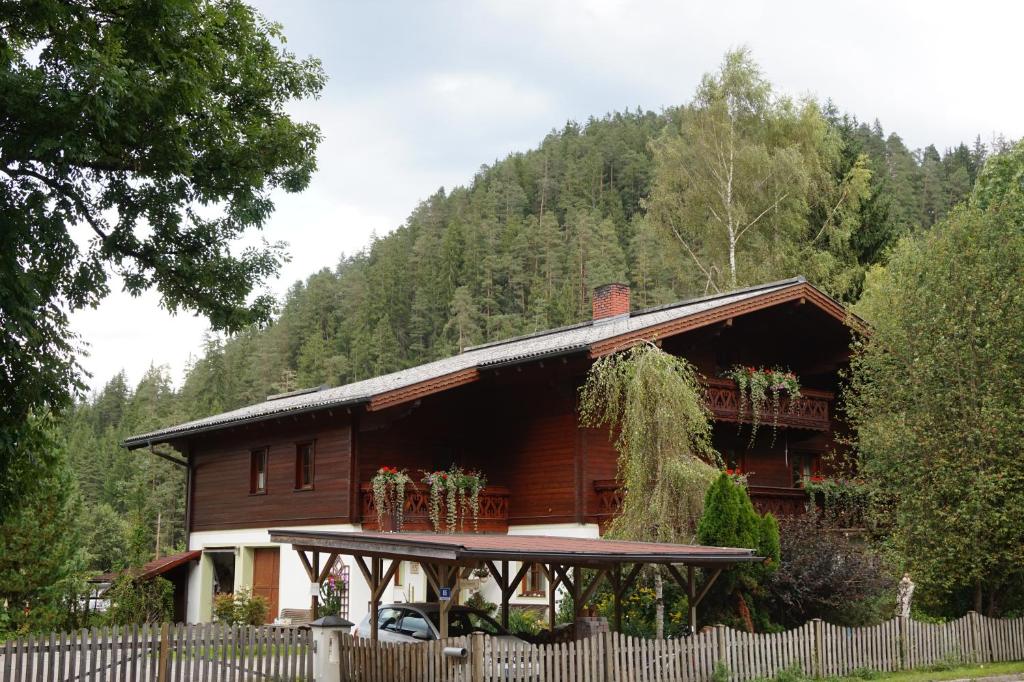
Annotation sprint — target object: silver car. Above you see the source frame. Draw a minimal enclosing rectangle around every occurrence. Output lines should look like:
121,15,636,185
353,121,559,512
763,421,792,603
353,602,525,643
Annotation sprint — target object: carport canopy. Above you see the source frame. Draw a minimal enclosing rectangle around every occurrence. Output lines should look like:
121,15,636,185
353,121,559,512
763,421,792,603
268,530,762,642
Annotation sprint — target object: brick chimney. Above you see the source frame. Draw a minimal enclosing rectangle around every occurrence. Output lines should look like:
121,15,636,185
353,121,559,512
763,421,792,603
592,283,631,321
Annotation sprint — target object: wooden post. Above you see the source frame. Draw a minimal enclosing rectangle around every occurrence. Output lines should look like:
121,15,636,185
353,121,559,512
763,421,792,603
611,565,622,633
687,565,697,632
439,565,452,639
572,566,582,618
898,615,908,670
499,561,510,629
716,624,727,669
311,551,321,620
157,622,170,682
812,618,824,678
370,557,381,643
548,564,558,632
602,630,613,682
470,631,484,682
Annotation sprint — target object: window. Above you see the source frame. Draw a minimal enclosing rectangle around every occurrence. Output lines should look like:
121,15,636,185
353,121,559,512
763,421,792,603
377,607,403,633
250,448,268,494
295,442,315,490
521,563,547,596
398,610,432,639
792,452,822,486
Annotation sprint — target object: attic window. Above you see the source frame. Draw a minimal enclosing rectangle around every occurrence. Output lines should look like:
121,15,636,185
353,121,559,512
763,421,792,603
250,448,268,494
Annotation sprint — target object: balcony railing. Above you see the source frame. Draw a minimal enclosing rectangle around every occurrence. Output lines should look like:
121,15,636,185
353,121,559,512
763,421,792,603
704,378,832,431
359,482,511,532
594,480,811,523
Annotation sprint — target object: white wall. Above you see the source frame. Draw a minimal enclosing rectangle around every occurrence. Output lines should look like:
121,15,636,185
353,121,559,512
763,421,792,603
186,523,369,624
184,521,601,625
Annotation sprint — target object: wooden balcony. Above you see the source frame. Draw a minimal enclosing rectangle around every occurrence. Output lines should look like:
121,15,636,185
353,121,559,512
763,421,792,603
704,378,832,431
593,480,810,527
359,482,511,532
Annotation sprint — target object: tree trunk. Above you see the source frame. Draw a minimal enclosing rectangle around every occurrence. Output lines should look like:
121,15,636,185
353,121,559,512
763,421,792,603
974,581,983,613
737,592,754,633
654,570,665,640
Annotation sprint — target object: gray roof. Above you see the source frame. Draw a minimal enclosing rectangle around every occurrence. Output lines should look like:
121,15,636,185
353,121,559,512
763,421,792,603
124,277,813,448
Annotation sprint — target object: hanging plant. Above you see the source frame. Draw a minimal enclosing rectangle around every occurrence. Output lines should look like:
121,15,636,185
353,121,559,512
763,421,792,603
723,365,801,444
371,466,412,531
420,466,487,533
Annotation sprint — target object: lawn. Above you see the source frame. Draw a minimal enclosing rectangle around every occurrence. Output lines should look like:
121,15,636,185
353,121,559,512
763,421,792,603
866,661,1024,682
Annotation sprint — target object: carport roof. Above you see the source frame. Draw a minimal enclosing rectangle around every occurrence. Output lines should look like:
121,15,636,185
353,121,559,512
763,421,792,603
268,530,762,567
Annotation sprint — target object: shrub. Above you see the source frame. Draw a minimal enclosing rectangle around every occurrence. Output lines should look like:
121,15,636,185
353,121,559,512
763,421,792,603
213,587,269,625
762,513,894,627
507,608,542,636
106,575,174,625
464,591,496,618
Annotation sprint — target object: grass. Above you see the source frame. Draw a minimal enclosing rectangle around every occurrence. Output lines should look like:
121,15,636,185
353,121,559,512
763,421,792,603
751,661,1024,682
862,661,1024,682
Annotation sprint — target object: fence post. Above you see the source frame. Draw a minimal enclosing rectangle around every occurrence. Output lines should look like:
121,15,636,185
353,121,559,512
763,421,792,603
716,625,727,670
898,616,908,670
812,619,823,678
157,622,170,682
470,632,484,682
602,631,614,682
969,611,988,664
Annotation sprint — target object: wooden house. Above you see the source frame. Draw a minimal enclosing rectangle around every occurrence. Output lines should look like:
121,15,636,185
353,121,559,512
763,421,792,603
125,277,857,624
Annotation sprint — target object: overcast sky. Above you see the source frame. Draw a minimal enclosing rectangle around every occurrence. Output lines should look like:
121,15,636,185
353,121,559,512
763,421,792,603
70,0,1024,394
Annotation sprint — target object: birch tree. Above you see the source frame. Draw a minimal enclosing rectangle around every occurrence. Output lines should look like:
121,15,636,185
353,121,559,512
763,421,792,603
646,48,853,292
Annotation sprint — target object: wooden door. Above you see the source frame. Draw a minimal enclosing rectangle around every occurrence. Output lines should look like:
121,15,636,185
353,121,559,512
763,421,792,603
252,548,280,623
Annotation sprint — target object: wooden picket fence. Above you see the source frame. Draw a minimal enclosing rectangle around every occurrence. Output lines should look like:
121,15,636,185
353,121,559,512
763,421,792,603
1,622,312,682
337,612,1024,682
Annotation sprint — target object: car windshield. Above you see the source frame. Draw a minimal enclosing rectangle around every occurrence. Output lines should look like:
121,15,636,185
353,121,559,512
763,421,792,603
427,609,509,637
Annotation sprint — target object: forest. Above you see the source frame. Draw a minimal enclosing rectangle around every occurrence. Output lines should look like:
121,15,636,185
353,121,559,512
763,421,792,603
2,46,1018,634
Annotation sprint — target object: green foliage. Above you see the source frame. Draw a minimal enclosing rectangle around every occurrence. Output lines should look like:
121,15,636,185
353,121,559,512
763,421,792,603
0,0,324,518
645,48,870,295
464,591,497,619
711,661,731,682
697,473,781,629
506,608,543,636
723,366,802,443
421,467,487,533
801,477,871,530
0,421,89,634
106,576,174,625
762,513,893,627
370,467,412,530
319,575,347,618
212,587,268,626
580,342,719,543
847,144,1024,617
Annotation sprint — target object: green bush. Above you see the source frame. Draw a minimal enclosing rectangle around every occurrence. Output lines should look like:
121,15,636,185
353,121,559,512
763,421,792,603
464,591,497,618
213,587,269,625
106,575,174,625
507,608,543,636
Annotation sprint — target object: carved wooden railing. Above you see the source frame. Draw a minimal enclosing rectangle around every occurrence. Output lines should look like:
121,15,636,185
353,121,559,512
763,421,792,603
747,485,812,517
704,378,832,431
594,480,811,523
359,483,510,532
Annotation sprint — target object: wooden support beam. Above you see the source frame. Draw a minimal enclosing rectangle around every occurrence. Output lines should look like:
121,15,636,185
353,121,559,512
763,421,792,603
547,564,558,632
577,569,609,615
553,565,575,595
352,555,372,585
370,557,381,643
571,566,583,618
692,568,723,608
505,562,532,600
297,550,316,582
311,551,321,620
687,565,697,631
489,560,510,629
317,553,341,583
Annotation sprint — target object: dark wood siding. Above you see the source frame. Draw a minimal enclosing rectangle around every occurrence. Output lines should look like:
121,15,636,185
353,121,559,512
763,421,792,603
189,414,352,531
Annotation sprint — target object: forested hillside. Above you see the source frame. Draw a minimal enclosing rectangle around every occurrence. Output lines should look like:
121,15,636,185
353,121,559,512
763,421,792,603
59,53,1003,578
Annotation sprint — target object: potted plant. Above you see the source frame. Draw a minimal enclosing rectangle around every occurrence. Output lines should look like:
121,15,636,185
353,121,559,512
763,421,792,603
319,573,347,617
371,466,412,531
421,466,487,533
723,365,802,443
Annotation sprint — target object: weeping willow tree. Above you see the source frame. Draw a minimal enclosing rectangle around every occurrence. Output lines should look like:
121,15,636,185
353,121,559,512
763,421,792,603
579,341,720,636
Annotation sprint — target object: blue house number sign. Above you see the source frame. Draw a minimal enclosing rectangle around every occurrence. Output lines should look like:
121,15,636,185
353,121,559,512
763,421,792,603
439,587,452,601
